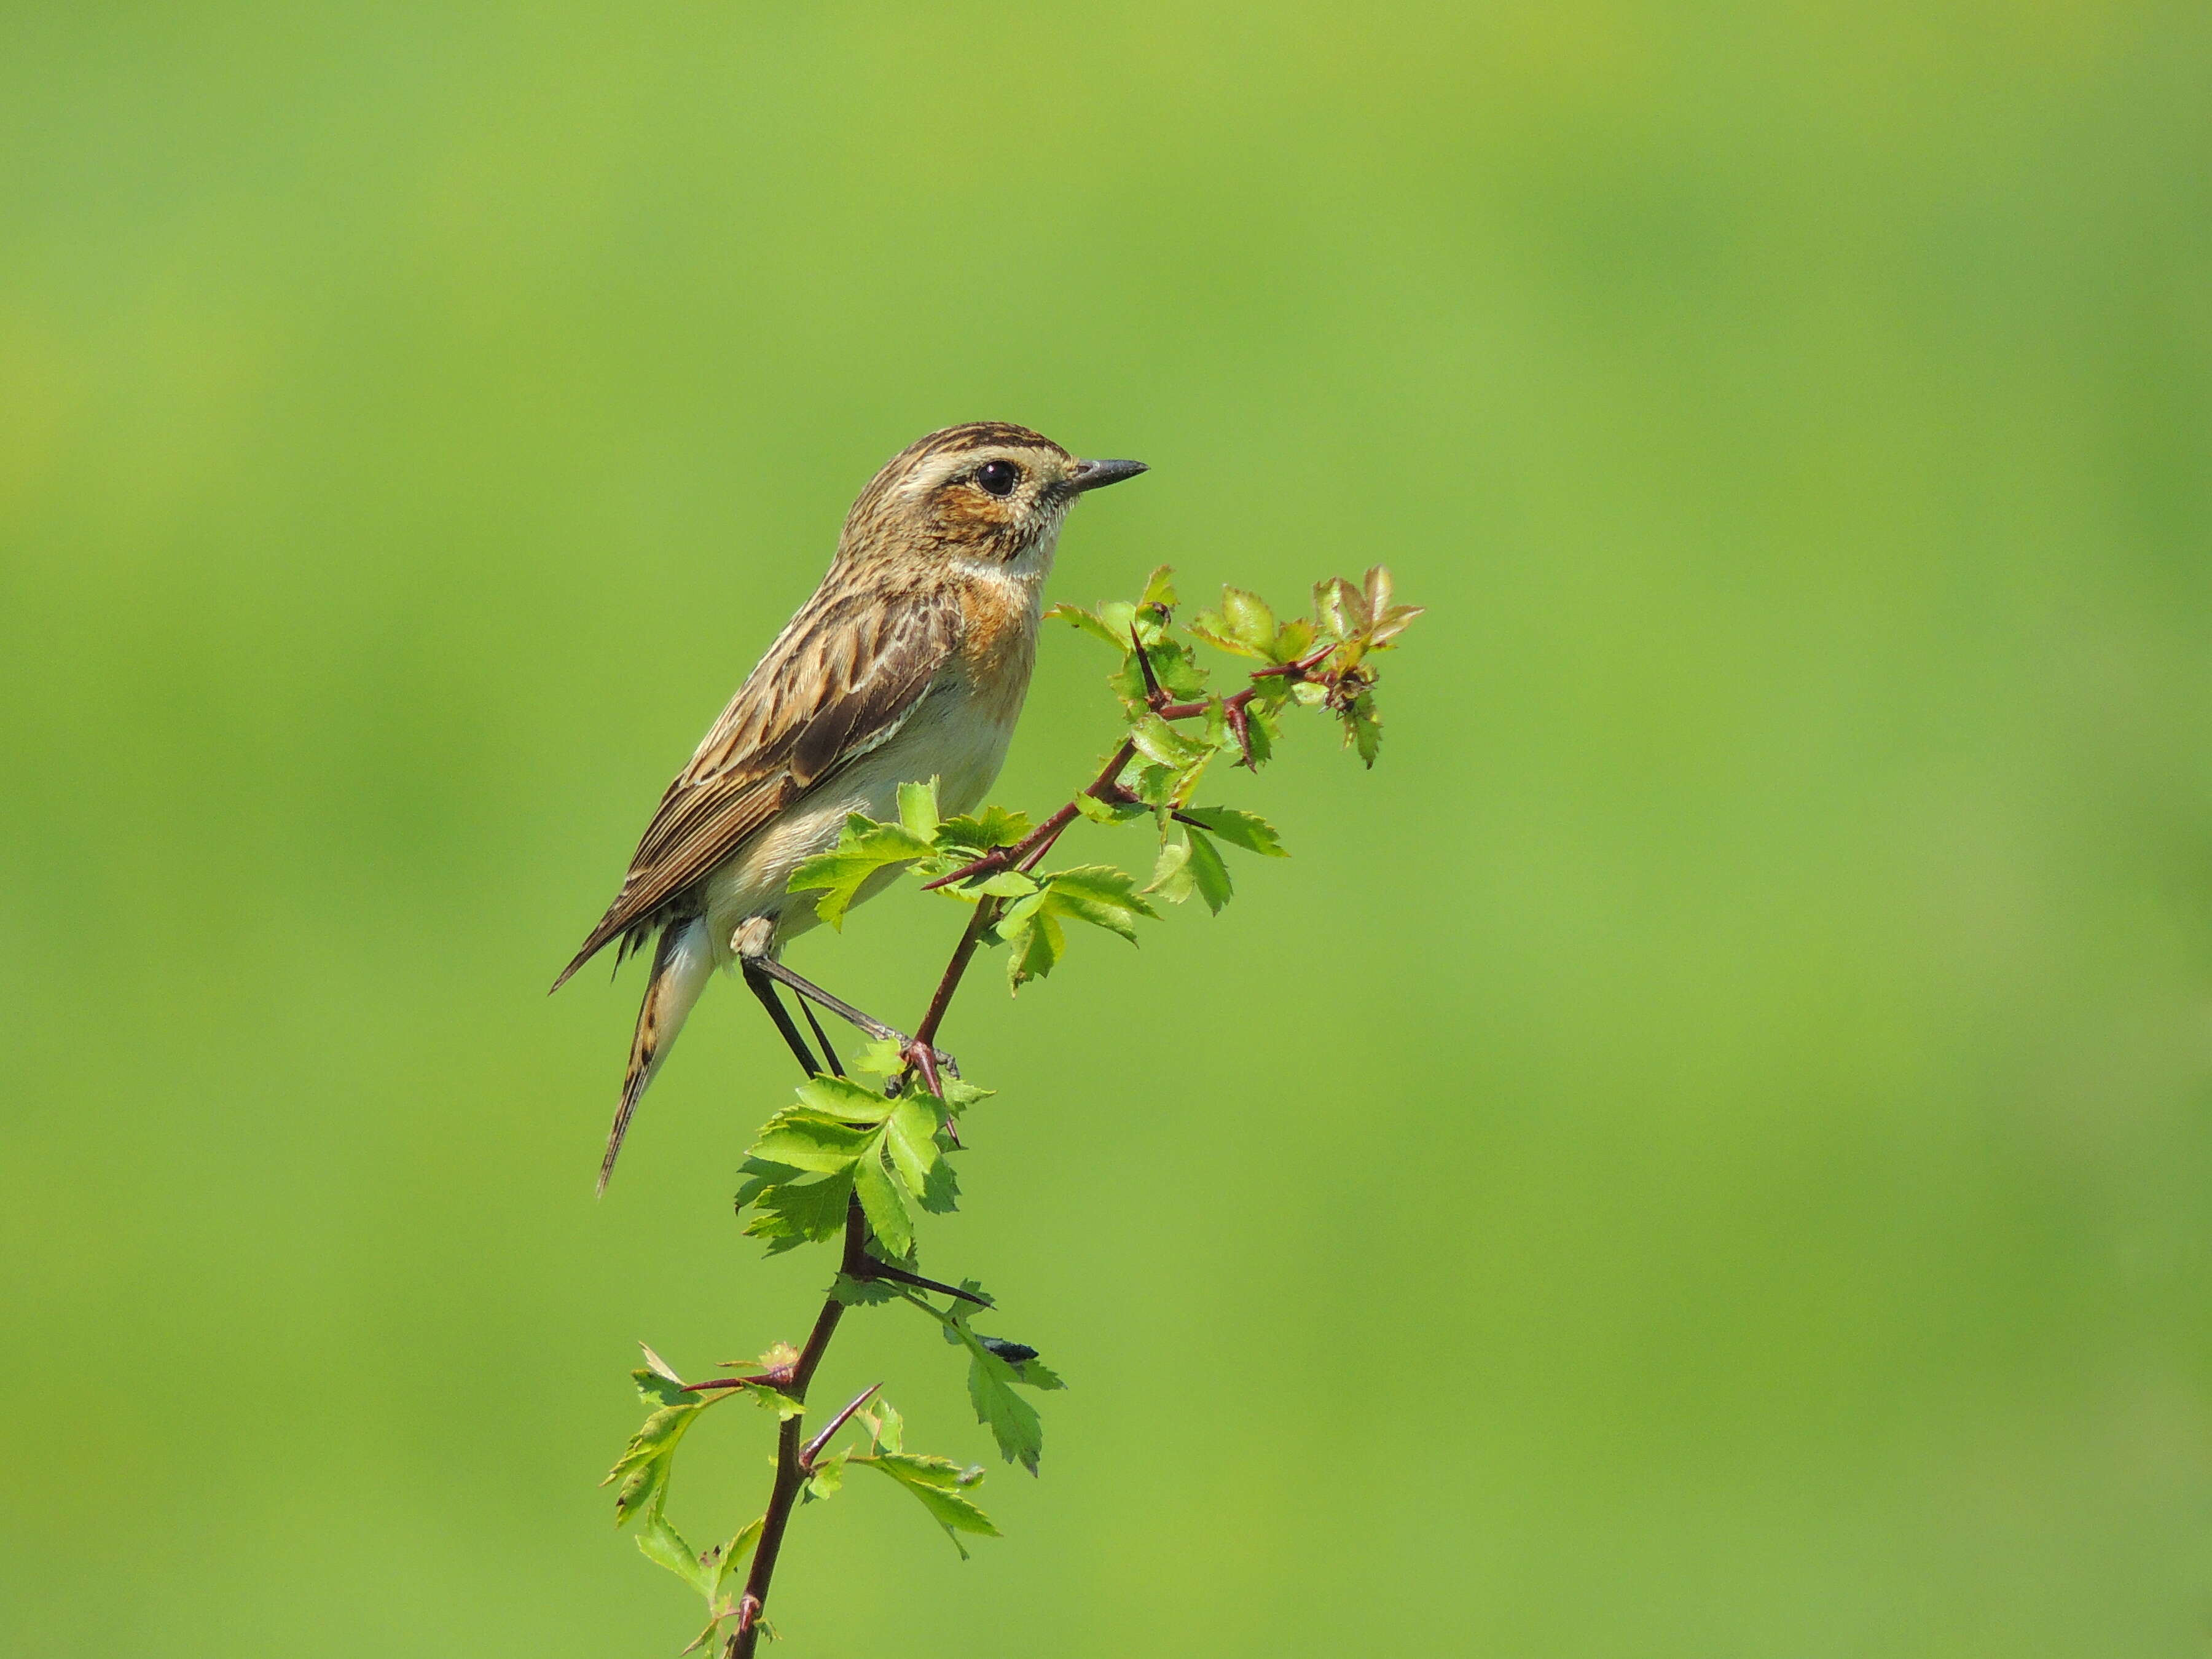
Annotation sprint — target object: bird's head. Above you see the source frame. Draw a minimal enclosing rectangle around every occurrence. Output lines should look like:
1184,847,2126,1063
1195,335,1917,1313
840,422,1147,576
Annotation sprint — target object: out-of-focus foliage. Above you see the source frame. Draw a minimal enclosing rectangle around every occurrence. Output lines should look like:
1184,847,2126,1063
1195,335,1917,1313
2,3,2210,1656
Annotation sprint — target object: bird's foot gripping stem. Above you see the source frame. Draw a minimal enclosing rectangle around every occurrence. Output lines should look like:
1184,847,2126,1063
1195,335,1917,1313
743,955,957,1089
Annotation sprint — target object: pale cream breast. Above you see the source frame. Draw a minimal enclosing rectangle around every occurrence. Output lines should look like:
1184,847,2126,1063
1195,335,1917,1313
700,665,1026,963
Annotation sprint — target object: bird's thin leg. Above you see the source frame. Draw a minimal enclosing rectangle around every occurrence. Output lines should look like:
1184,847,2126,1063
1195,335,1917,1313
742,961,821,1078
796,998,844,1080
746,957,957,1078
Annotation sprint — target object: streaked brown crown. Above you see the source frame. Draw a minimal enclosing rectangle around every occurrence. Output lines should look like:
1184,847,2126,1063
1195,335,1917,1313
838,422,1082,568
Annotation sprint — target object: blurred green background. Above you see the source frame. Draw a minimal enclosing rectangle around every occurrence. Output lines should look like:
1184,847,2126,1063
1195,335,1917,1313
5,2,2211,1653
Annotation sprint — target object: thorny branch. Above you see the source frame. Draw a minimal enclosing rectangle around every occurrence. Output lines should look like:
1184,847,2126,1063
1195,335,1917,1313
719,641,1333,1657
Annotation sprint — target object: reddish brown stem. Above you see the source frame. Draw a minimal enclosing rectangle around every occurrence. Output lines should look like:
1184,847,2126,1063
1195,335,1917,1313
724,641,1344,1654
727,1202,866,1657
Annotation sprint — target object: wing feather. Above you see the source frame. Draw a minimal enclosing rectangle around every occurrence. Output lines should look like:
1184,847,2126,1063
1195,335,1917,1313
552,581,959,989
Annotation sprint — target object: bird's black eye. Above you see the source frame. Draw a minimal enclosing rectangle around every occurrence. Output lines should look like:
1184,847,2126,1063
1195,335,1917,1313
974,459,1020,497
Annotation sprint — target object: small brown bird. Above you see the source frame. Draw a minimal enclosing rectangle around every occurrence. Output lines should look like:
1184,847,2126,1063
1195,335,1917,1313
555,422,1147,1189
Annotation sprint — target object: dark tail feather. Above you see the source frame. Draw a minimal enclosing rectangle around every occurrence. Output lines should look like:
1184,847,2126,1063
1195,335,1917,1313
596,916,713,1193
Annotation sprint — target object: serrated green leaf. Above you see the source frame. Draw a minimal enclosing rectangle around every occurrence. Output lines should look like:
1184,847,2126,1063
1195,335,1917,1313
1002,910,1065,991
853,1142,914,1258
633,1365,691,1409
860,1453,1002,1556
1219,586,1276,649
1315,576,1361,641
1013,1357,1067,1392
713,1516,765,1598
607,1398,705,1526
739,1168,855,1251
637,1511,713,1594
1042,601,1127,648
1271,616,1319,662
958,1335,1045,1474
804,1451,846,1502
858,1398,904,1455
1110,638,1208,705
940,1077,993,1114
919,1154,962,1215
1144,837,1194,904
883,1097,943,1198
1080,790,1148,824
1188,605,1269,659
833,1270,899,1306
898,779,940,841
1183,826,1233,914
974,869,1039,898
936,804,1033,853
852,1038,907,1078
748,1110,877,1173
1042,865,1158,941
1132,762,1180,809
1291,678,1327,706
1139,564,1178,610
1178,806,1287,857
793,1074,898,1125
1126,712,1210,769
787,817,936,928
1347,690,1382,766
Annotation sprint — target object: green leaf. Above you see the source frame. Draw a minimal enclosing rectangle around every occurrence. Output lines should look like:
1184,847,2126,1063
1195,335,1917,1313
939,1078,994,1115
1139,563,1178,610
633,1363,691,1410
919,1154,962,1215
637,1511,713,1595
606,1398,705,1525
851,1038,908,1078
898,779,940,842
1012,1357,1068,1392
973,869,1040,898
857,1397,905,1454
713,1516,765,1598
1178,806,1287,857
833,1270,899,1306
1132,762,1181,809
960,1335,1045,1474
860,1453,1002,1556
1041,865,1158,941
1126,712,1210,769
740,1168,855,1251
793,1073,899,1124
1002,909,1065,991
936,804,1033,853
1109,638,1207,705
1183,826,1233,914
1042,601,1127,648
1144,837,1194,904
804,1451,846,1502
1271,616,1319,663
1315,576,1361,642
786,817,936,928
882,1096,943,1198
1220,587,1276,649
1241,704,1276,766
853,1142,914,1258
748,1110,877,1173
1347,689,1382,766
1073,791,1146,825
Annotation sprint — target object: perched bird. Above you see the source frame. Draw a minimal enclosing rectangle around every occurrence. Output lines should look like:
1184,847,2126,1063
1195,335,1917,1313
555,422,1147,1190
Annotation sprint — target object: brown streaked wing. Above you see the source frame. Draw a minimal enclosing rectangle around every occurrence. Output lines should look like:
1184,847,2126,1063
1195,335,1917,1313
552,581,960,989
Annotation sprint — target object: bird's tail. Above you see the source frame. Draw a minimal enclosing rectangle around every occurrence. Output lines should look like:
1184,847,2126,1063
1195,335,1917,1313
598,915,715,1194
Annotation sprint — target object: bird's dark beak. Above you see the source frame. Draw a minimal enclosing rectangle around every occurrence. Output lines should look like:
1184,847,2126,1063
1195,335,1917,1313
1069,457,1148,493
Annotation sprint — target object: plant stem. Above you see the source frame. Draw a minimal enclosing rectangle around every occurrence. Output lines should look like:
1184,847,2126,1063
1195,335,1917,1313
727,1201,867,1657
724,649,1341,1653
